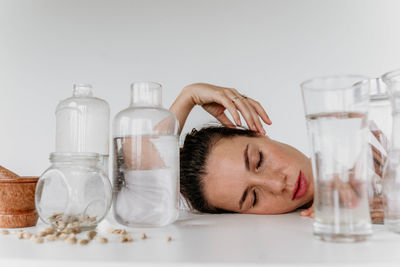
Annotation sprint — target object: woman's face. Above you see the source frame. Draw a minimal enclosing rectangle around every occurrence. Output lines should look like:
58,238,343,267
203,136,314,214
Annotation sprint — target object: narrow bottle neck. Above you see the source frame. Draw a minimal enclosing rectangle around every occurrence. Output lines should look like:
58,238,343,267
50,153,100,167
73,84,94,97
130,82,162,107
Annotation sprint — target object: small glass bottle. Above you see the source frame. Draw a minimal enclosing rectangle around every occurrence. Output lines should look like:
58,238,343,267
55,84,110,174
112,82,179,227
35,153,112,230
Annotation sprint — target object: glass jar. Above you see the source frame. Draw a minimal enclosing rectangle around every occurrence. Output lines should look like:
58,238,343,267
35,153,112,230
367,78,391,224
112,81,179,227
382,69,400,232
55,84,110,174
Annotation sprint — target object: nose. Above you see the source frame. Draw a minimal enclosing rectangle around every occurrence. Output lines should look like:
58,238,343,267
254,172,287,195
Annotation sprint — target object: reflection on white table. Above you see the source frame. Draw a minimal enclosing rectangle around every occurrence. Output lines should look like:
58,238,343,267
0,211,399,266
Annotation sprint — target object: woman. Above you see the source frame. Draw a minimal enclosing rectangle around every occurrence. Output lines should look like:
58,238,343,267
170,83,316,218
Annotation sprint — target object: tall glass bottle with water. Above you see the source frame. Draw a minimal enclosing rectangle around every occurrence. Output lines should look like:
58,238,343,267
302,75,372,242
55,84,110,174
112,82,179,227
382,70,400,232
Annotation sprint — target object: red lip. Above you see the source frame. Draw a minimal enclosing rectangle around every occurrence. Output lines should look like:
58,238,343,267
292,171,308,200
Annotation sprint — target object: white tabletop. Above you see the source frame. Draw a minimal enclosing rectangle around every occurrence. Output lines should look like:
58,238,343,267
0,211,399,266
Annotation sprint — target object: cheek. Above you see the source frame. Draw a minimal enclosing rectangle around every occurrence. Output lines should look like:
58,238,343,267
256,195,298,214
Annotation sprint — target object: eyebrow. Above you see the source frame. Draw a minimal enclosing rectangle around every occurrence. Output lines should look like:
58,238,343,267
239,186,250,210
244,144,249,171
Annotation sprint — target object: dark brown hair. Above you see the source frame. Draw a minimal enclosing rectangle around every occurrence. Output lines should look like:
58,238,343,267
180,126,257,213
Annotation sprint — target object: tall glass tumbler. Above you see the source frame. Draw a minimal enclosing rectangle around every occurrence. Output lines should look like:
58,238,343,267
301,75,372,242
382,69,400,233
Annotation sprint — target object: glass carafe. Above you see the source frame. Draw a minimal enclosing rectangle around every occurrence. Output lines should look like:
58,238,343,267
112,82,179,227
35,153,112,230
367,78,391,224
382,69,400,232
55,84,110,174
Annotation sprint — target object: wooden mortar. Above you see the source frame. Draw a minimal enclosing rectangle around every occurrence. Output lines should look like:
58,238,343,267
0,166,39,228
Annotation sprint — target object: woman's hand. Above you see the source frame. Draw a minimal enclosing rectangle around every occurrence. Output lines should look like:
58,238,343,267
170,83,272,134
301,204,314,218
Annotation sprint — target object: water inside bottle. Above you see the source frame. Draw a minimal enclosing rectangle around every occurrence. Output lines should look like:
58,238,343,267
112,135,179,227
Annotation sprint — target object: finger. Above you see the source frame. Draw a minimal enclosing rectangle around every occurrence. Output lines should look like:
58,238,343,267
337,182,360,209
300,210,309,216
225,91,257,131
215,112,236,128
246,100,266,134
301,210,314,218
217,94,242,126
301,210,310,216
242,99,265,134
332,175,360,208
246,98,272,125
300,205,313,216
349,178,363,199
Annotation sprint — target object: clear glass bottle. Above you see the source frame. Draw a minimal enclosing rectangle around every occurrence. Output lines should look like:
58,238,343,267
55,84,110,174
382,69,400,232
367,78,391,224
35,153,112,230
112,82,179,227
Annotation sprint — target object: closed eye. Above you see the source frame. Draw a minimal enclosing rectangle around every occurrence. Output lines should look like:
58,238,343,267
256,151,263,169
253,190,258,207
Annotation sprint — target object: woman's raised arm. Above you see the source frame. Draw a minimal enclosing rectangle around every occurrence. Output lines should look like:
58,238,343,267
169,83,272,134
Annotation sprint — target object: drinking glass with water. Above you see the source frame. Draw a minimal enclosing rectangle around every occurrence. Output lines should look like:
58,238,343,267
302,75,372,242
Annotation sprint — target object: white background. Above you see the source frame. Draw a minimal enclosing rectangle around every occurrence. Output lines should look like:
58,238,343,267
0,0,399,176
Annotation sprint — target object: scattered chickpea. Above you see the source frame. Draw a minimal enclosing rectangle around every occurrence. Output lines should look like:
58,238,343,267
167,236,172,242
96,237,108,244
87,230,97,240
47,234,57,241
59,233,69,240
57,221,66,229
22,231,32,239
16,232,24,239
63,228,73,234
44,227,54,235
0,230,10,235
33,237,44,244
37,231,47,237
65,236,77,245
141,233,147,240
120,235,133,243
80,239,90,245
